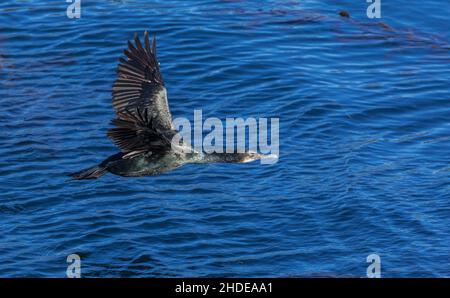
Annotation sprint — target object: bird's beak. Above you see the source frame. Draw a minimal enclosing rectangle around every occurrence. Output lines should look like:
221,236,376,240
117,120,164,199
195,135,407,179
260,153,279,164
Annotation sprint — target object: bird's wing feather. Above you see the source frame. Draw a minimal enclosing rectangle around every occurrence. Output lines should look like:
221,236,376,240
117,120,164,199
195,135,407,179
112,31,173,131
107,107,173,159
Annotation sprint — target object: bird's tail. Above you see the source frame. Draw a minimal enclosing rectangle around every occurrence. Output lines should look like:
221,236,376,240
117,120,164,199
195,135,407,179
68,165,107,180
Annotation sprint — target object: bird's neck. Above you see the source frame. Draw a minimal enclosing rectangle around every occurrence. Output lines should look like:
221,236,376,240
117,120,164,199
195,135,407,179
195,152,244,163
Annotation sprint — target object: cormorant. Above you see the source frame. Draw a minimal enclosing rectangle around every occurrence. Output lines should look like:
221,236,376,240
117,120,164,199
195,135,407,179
69,31,269,180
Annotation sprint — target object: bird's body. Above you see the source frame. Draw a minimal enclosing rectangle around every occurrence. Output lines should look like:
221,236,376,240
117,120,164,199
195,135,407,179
69,31,265,180
105,151,186,177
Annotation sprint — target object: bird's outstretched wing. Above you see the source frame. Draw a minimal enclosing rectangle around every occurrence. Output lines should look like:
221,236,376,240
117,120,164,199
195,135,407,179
112,31,173,131
107,108,173,159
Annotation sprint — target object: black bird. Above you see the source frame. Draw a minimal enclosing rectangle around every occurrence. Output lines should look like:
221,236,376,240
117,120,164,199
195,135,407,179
69,31,270,180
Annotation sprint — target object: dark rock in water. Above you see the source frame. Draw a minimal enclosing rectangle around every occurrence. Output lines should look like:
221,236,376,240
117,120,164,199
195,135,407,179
339,10,350,18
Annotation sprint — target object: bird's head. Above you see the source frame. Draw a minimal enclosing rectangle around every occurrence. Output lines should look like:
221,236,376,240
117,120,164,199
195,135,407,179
236,151,263,163
229,151,278,163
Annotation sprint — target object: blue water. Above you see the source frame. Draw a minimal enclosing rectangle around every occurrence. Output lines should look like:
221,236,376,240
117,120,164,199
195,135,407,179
0,0,449,277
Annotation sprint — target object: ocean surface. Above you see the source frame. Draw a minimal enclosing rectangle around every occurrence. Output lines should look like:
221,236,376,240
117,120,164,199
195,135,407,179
0,0,449,277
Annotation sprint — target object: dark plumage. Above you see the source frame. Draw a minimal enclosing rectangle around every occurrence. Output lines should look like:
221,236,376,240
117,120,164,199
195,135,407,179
69,32,265,180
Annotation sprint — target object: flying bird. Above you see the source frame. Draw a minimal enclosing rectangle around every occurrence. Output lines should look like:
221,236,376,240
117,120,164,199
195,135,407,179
69,32,270,180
